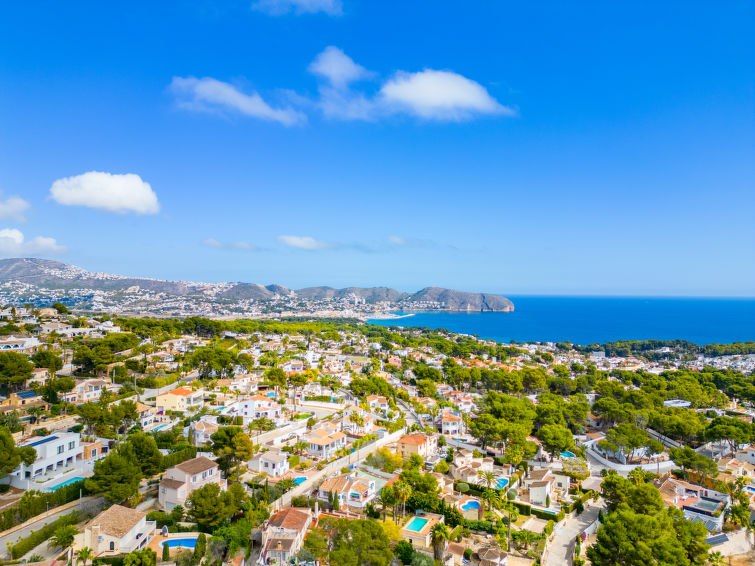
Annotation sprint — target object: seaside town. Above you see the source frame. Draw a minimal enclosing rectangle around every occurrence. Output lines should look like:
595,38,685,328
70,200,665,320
0,305,752,566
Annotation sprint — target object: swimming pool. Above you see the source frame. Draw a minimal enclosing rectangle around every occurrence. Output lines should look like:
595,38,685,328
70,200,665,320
495,478,509,489
461,500,481,511
561,451,576,458
47,477,84,491
153,424,168,431
292,476,307,485
405,517,429,532
161,537,199,550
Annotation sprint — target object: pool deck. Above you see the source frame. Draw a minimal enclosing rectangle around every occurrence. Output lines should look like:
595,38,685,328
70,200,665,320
401,513,443,548
148,533,201,555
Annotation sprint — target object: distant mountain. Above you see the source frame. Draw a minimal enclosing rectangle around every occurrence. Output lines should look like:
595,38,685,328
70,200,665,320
220,283,293,300
296,286,409,303
410,286,514,312
0,258,514,312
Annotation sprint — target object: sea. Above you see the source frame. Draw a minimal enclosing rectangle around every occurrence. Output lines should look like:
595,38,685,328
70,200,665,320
367,296,755,345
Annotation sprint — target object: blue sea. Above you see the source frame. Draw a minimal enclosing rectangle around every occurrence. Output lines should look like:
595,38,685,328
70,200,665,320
368,296,755,345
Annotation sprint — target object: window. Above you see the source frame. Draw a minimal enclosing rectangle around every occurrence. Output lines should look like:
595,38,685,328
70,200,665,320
109,542,115,551
69,441,75,450
58,445,64,454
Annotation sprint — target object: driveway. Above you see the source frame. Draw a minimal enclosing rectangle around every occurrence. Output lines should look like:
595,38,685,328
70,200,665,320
543,499,604,566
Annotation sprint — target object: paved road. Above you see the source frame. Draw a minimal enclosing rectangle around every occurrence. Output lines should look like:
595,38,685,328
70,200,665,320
543,499,604,566
0,497,106,559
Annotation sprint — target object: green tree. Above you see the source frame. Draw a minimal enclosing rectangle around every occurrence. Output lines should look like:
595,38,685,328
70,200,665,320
31,351,63,373
123,549,156,566
536,423,575,460
119,433,163,476
77,547,93,566
0,427,36,476
188,483,237,529
85,452,143,502
323,518,393,566
0,352,33,390
431,522,451,561
48,524,78,549
587,506,709,566
192,533,207,563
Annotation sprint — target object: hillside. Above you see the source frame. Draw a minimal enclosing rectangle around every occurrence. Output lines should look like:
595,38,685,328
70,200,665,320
0,258,514,313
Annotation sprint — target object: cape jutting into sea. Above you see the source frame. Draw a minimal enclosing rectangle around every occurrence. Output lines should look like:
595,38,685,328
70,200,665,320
368,296,755,345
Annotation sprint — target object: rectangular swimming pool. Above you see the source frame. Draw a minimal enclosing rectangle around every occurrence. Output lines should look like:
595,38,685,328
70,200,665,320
47,477,84,491
405,517,429,532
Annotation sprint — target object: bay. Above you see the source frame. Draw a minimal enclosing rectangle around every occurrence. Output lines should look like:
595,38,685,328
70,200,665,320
368,296,755,345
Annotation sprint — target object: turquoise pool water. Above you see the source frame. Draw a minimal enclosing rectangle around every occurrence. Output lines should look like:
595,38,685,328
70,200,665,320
561,451,576,458
293,476,307,485
153,424,168,431
461,500,481,511
161,537,198,549
496,478,509,489
48,477,84,491
405,517,429,532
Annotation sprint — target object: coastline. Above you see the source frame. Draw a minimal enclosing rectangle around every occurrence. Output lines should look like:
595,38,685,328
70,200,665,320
366,312,416,320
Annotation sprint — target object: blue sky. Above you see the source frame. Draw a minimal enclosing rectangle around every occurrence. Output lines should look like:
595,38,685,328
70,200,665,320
0,0,753,296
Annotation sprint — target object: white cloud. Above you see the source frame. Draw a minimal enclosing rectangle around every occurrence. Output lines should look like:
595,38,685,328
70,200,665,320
170,76,306,126
278,235,330,250
252,0,342,16
0,228,65,256
380,69,515,120
203,238,260,251
0,196,30,223
50,172,160,214
308,46,372,88
306,48,513,122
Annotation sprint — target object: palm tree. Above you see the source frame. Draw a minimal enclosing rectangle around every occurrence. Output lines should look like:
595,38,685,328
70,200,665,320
375,487,394,522
505,488,518,552
483,488,501,513
479,470,496,492
706,551,725,566
77,547,93,566
430,523,451,561
393,481,411,520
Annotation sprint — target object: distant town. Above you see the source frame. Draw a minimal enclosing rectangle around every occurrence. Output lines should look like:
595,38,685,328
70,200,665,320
0,304,752,566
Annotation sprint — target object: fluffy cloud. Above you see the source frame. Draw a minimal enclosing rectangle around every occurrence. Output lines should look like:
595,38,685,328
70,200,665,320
0,228,65,256
307,47,513,122
0,196,30,222
380,69,514,120
203,238,260,251
278,235,330,250
308,46,372,88
50,172,160,214
170,76,306,126
252,0,342,16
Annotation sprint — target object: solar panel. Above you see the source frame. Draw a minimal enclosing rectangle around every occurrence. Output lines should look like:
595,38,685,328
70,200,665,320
705,534,728,546
17,390,39,399
25,436,58,447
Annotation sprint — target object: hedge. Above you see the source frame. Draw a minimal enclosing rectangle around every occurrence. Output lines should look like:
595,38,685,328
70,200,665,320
514,502,532,516
93,556,124,566
464,519,495,534
11,511,80,559
0,481,91,532
161,446,198,470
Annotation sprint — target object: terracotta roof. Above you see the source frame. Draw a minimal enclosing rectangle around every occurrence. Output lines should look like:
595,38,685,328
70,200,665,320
88,505,146,538
160,478,185,490
268,507,311,531
159,386,197,397
175,456,217,474
399,433,432,446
